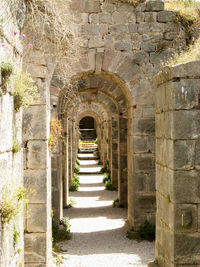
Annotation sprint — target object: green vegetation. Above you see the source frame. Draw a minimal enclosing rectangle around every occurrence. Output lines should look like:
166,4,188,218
165,0,200,66
74,162,80,174
13,72,39,111
64,198,76,209
166,0,200,24
139,220,155,241
98,160,102,165
52,216,72,243
1,61,13,84
167,195,171,203
126,221,155,241
102,172,110,184
48,134,54,146
13,227,19,245
13,134,21,153
168,37,200,65
76,158,80,166
17,248,22,254
113,198,119,207
105,179,114,190
0,186,29,224
69,173,80,191
100,160,110,174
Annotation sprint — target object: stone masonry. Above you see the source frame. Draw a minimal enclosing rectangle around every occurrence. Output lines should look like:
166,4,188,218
154,61,200,266
1,0,199,267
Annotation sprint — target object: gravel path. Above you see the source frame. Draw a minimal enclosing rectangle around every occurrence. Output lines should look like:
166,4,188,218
57,159,155,267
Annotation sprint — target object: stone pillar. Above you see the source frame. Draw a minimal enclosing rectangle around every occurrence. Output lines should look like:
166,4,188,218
63,117,69,207
118,116,128,207
68,119,73,187
23,52,55,266
111,117,118,188
154,62,200,266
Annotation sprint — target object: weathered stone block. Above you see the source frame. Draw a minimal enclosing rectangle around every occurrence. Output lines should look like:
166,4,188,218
24,170,48,203
145,12,157,22
129,24,138,33
101,2,116,12
24,233,46,263
27,140,48,169
89,13,99,24
27,204,47,232
172,170,200,204
99,12,112,24
143,32,163,41
109,24,129,33
136,12,145,23
23,105,48,140
136,2,146,12
137,194,156,211
114,41,132,51
174,204,198,232
195,139,200,168
134,118,155,135
134,154,155,172
82,24,108,35
133,136,148,153
112,11,128,24
164,31,177,40
167,79,200,110
150,50,173,64
133,51,149,64
157,11,176,22
83,0,100,12
89,36,104,48
172,110,200,140
146,1,164,11
127,12,137,23
141,41,156,52
174,232,200,264
138,22,164,33
173,140,195,170
164,22,180,32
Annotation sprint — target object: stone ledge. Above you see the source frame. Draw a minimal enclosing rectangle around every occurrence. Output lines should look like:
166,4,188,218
154,60,200,86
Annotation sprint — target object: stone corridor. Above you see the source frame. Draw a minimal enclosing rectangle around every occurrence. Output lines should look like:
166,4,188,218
57,142,154,266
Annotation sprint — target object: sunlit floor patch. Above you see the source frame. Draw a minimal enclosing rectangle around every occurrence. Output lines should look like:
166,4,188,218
79,166,102,173
79,160,99,165
58,151,155,267
79,186,105,191
70,217,125,233
78,174,104,184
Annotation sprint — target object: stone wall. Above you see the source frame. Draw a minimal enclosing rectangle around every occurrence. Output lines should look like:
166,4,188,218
57,0,187,229
23,48,55,266
0,1,26,266
154,61,200,266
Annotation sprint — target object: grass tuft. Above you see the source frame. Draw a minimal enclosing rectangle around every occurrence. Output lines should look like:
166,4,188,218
168,37,200,65
166,0,200,24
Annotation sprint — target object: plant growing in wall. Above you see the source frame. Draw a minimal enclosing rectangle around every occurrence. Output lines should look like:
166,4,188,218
13,72,39,111
52,216,72,243
12,134,21,153
1,61,13,84
0,186,29,225
74,162,80,174
13,227,19,245
69,173,80,191
48,119,63,151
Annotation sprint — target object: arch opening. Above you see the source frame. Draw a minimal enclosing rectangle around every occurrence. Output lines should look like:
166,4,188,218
79,116,97,140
